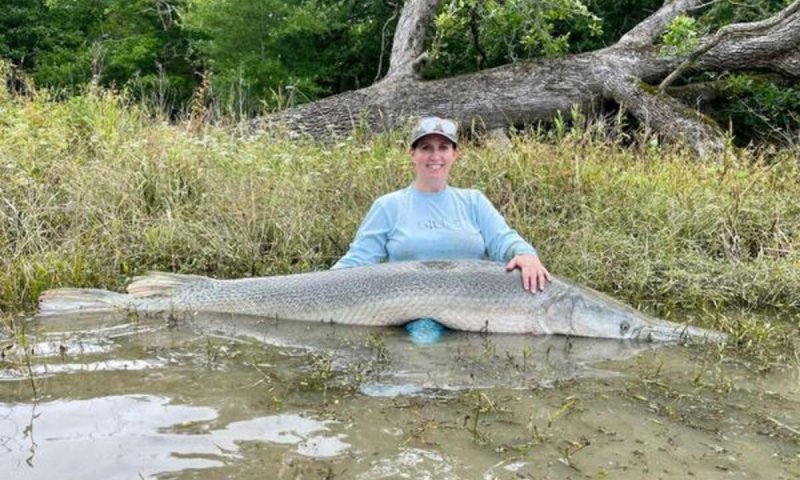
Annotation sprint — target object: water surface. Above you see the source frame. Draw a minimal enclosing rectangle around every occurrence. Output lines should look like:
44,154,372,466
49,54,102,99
1,313,798,479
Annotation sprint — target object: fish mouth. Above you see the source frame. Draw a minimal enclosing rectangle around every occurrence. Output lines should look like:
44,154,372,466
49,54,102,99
633,324,728,343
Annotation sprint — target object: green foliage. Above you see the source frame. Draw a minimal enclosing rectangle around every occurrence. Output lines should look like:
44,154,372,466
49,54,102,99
1,0,400,114
182,0,398,115
660,15,700,56
426,0,602,77
723,74,800,143
662,0,799,144
1,0,798,141
581,0,663,47
700,0,792,27
0,1,58,71
182,0,329,113
2,0,196,109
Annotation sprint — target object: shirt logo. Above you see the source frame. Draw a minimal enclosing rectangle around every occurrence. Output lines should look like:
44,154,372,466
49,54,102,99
419,219,462,230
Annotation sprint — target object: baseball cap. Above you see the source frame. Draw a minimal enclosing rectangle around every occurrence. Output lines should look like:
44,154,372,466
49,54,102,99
410,117,458,147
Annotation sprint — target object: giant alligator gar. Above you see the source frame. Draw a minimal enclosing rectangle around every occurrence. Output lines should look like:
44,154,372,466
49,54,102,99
37,260,725,342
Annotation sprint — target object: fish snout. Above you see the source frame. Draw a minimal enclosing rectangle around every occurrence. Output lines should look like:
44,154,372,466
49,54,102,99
634,323,728,343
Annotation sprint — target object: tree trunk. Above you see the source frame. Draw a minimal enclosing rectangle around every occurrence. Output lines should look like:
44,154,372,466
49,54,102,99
260,0,800,158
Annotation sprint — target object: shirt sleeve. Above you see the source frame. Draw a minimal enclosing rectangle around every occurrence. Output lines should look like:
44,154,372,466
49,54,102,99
331,198,392,269
473,191,538,262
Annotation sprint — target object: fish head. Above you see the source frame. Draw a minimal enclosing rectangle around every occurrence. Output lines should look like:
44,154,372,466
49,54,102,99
550,283,726,342
563,295,654,340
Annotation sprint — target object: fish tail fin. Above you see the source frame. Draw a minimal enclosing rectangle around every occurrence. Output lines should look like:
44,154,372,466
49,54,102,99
127,272,211,298
37,288,130,318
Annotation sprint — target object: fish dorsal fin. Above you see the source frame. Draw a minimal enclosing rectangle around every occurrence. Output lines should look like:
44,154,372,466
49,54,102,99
127,272,212,298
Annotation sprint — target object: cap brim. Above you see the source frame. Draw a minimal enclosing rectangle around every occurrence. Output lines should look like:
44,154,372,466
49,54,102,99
410,132,458,147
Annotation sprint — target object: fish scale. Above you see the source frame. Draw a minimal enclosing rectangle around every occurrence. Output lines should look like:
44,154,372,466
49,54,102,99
144,262,549,331
37,260,727,341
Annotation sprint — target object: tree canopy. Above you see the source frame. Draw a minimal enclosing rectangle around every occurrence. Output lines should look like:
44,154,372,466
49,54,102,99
1,0,798,144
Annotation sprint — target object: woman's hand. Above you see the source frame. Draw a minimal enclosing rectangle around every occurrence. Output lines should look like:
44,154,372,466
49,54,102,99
506,254,552,293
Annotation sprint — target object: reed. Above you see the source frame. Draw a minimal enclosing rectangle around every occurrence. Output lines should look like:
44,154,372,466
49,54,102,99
1,81,798,347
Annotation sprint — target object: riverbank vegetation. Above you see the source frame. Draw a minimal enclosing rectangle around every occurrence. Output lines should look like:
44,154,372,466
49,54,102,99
1,85,798,356
3,1,798,144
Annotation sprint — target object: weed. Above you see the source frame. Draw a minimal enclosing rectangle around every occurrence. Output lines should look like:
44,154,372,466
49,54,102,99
15,322,38,400
0,84,798,360
301,352,336,402
462,391,498,444
366,331,389,364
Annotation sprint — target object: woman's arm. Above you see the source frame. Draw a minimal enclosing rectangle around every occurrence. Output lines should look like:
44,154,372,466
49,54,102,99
474,191,551,291
331,199,392,269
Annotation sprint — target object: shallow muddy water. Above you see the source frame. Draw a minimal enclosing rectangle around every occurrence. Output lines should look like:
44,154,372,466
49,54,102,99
1,313,799,479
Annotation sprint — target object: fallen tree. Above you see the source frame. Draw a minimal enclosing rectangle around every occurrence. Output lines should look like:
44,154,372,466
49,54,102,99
261,0,800,158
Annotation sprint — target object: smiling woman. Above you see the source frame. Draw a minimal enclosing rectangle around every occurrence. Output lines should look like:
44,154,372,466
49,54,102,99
409,117,459,192
332,116,551,297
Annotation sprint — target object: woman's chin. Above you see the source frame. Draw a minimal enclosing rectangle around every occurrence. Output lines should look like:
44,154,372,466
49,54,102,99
422,171,448,181
417,178,448,191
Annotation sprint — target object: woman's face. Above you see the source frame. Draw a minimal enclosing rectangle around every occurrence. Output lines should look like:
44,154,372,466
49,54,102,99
410,134,459,192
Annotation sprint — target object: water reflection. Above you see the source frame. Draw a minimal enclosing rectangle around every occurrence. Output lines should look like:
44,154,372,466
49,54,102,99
0,359,167,380
2,312,797,479
186,312,658,393
19,312,661,392
358,448,460,480
0,395,349,479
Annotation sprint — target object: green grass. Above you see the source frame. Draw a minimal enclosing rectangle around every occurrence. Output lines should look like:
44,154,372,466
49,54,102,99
1,82,798,355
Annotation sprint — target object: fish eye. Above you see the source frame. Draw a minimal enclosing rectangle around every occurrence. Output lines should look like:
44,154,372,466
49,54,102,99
620,321,630,335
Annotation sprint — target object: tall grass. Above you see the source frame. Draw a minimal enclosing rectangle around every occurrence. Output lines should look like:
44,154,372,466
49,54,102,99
0,82,798,335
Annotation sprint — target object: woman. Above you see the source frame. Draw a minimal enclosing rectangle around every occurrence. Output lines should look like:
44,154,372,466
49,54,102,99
333,116,551,293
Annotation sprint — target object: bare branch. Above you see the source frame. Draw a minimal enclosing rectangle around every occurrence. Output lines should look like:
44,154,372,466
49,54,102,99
617,0,701,47
375,7,400,82
386,0,441,79
659,0,800,91
469,5,488,70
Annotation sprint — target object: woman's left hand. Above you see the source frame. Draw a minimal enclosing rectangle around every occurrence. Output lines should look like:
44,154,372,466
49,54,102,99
506,254,552,293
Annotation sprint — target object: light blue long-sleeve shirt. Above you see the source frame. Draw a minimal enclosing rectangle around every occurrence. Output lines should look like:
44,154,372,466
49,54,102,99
332,185,537,269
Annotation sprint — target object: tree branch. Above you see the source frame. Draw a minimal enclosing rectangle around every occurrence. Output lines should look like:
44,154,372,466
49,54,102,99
772,48,800,78
666,79,729,104
659,0,800,91
604,74,726,158
375,7,400,82
261,52,607,138
698,11,800,78
661,73,800,105
617,0,701,47
386,0,441,79
469,5,488,70
259,0,795,159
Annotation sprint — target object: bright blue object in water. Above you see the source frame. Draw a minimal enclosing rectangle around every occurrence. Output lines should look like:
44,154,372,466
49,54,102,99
404,318,447,344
